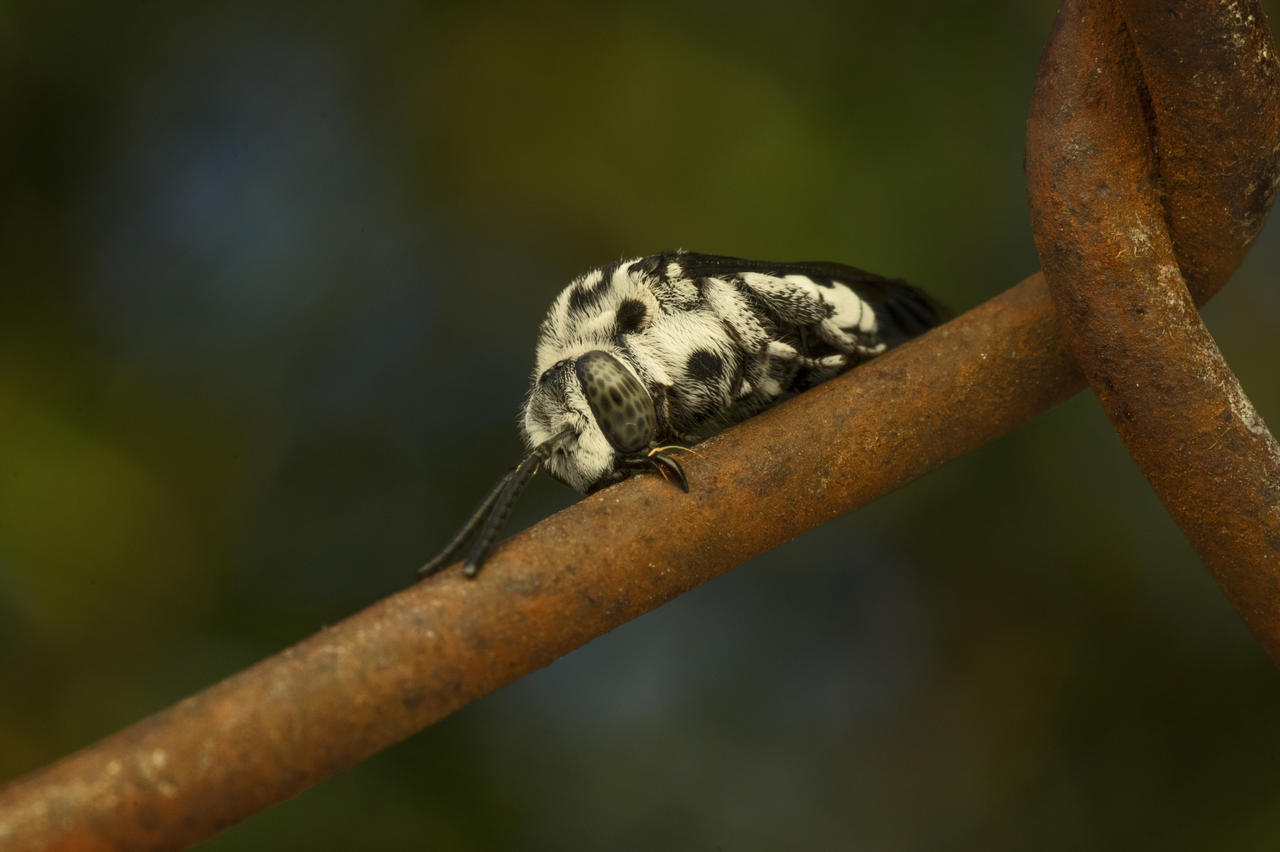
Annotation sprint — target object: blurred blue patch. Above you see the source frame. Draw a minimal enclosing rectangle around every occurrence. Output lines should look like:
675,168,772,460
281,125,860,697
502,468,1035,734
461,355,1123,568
77,25,441,404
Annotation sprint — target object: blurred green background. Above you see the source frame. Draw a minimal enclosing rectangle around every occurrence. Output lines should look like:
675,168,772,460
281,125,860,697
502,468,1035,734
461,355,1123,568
3,1,1280,849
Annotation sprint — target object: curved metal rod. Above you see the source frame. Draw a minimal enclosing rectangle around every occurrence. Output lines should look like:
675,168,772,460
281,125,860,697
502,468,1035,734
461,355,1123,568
1026,0,1280,660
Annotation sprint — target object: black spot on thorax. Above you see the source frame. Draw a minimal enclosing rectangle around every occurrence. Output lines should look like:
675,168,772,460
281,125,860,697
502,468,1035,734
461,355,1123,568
615,299,648,334
686,349,725,384
568,262,618,315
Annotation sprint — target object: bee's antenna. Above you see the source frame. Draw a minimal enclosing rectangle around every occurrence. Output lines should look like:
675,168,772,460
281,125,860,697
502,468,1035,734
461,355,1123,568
461,442,551,577
418,430,570,580
418,467,518,578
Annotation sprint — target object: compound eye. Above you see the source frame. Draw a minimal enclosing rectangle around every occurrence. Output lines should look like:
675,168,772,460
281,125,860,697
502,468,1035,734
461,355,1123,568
574,351,656,454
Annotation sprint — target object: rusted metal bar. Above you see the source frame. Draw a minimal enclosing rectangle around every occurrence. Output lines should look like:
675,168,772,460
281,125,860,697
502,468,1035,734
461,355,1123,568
0,273,1092,851
1026,0,1280,661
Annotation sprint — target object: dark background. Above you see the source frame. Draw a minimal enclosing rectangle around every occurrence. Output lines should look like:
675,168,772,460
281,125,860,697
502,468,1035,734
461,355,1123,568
3,2,1279,849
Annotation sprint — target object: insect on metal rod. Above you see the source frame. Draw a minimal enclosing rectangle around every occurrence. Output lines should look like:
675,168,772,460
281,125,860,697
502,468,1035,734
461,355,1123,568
420,251,947,579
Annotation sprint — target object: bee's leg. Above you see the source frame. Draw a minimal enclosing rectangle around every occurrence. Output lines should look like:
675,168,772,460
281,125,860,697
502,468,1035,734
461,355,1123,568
652,384,677,437
616,446,690,493
647,448,690,492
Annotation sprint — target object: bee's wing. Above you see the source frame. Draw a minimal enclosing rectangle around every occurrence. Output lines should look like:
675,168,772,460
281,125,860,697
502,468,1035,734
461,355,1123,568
669,251,949,346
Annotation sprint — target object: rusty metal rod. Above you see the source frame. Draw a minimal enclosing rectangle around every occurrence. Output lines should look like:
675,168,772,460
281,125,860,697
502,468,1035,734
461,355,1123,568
1,260,1271,847
0,273,1092,851
1026,0,1280,661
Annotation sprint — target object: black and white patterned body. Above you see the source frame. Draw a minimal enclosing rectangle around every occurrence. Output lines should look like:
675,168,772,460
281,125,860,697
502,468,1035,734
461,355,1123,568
522,250,945,493
421,249,946,577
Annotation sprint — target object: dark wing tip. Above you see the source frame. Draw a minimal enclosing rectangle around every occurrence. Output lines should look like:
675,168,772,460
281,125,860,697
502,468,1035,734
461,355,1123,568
875,280,951,340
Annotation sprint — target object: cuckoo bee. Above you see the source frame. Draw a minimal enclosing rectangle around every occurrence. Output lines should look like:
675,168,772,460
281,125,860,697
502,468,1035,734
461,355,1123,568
420,250,946,578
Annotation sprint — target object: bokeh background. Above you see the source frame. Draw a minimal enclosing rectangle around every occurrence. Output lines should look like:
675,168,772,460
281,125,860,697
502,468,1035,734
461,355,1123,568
3,1,1280,849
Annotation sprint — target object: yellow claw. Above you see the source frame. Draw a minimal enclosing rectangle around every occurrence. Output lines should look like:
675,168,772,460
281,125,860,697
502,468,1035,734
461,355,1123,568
635,445,691,492
648,444,698,457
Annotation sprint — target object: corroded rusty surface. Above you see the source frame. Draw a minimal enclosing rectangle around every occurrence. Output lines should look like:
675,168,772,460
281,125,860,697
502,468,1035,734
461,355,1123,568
1026,0,1280,660
0,273,1089,851
1120,1,1280,303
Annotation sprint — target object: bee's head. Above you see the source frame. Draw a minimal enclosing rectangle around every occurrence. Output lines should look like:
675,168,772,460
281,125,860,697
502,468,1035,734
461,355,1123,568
521,350,657,492
423,350,673,580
